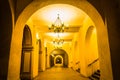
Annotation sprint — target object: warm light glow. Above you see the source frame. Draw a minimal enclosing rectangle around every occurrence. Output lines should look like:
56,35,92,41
44,40,47,47
54,55,63,66
36,33,39,39
93,28,96,33
48,14,68,33
40,4,76,23
45,32,71,39
45,32,59,38
32,4,86,26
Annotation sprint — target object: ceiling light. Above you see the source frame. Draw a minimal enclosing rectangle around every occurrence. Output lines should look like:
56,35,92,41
48,14,68,33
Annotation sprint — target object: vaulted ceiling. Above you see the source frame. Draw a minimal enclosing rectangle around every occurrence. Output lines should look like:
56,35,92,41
29,4,88,42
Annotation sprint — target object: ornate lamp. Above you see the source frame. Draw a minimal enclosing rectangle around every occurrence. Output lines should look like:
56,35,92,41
49,14,67,32
52,33,64,48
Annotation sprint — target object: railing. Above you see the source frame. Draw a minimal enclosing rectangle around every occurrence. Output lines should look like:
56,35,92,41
88,58,99,67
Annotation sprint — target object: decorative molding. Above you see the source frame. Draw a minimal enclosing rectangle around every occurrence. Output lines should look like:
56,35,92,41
22,45,33,51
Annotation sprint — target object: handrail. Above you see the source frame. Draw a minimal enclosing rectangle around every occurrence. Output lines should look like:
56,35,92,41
88,58,99,67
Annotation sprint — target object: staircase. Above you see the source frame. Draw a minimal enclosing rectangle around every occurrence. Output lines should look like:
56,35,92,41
88,70,100,80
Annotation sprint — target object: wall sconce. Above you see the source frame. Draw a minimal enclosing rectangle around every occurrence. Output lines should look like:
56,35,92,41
36,33,40,44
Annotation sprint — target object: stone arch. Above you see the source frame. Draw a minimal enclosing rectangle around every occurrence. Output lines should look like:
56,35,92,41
54,55,63,66
8,0,112,79
50,49,68,67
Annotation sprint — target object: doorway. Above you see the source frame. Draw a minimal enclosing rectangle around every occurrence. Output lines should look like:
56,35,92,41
20,25,33,80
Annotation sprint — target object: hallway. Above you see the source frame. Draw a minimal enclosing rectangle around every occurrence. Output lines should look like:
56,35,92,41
1,0,120,80
34,67,88,80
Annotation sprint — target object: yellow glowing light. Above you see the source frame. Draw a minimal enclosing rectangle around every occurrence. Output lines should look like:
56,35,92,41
93,28,96,34
46,32,59,38
40,4,75,23
44,42,47,47
36,33,39,39
45,32,71,39
32,4,85,25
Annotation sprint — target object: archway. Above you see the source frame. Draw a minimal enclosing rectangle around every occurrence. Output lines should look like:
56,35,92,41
85,26,95,44
20,25,33,80
85,25,100,76
8,0,112,80
50,49,68,67
54,55,63,67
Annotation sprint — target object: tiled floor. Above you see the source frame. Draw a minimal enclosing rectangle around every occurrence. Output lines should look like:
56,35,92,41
34,67,89,80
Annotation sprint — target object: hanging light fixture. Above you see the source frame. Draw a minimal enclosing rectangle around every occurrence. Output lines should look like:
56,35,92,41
53,39,64,48
49,14,68,33
52,33,64,48
53,38,64,48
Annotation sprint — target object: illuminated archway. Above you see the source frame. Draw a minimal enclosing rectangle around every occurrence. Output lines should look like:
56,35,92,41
54,55,63,67
8,0,112,80
50,49,68,67
85,26,95,44
85,25,100,76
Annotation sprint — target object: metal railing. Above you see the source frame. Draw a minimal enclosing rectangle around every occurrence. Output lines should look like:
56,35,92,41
88,58,99,67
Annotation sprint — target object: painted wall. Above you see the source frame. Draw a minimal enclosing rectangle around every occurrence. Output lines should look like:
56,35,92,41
70,16,100,77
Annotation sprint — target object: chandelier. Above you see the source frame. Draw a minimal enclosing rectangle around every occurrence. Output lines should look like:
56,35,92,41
48,14,68,48
49,14,68,33
53,38,64,48
52,34,64,48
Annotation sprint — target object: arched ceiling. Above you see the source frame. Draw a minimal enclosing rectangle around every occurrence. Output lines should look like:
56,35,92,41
29,4,89,42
